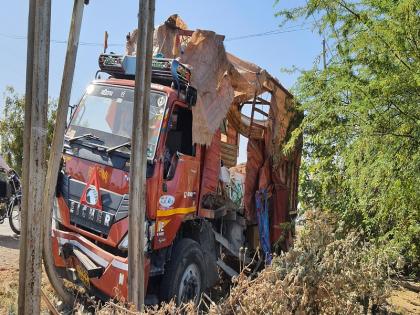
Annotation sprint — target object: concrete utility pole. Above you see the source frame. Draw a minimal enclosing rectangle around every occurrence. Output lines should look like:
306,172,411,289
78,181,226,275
128,0,155,311
18,0,52,314
42,0,87,306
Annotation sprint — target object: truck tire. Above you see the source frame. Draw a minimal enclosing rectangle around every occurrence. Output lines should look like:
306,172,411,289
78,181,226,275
160,238,206,305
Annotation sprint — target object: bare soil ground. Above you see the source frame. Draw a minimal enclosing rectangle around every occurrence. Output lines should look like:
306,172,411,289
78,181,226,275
0,223,21,314
387,282,420,314
0,223,419,314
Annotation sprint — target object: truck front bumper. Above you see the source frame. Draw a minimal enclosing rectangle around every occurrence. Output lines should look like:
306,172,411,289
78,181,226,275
51,228,150,300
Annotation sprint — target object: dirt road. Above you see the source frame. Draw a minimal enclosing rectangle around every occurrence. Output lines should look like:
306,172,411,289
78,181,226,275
0,222,19,269
0,223,20,313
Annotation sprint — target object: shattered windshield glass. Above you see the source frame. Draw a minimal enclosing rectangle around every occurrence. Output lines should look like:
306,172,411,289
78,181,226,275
68,84,167,160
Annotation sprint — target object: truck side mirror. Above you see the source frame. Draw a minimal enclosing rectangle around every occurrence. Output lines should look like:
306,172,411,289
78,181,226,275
186,85,197,107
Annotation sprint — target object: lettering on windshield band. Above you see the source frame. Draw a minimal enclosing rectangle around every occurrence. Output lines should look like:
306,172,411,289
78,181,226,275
100,88,114,97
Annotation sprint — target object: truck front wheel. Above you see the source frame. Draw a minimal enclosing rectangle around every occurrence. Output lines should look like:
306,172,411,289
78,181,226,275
160,238,206,305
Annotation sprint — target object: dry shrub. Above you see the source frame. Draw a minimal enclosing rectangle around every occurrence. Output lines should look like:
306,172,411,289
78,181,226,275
95,210,393,314
0,269,19,314
208,210,393,315
96,300,196,315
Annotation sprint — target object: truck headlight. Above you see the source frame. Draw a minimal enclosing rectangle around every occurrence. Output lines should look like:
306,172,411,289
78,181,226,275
118,234,129,251
118,221,155,252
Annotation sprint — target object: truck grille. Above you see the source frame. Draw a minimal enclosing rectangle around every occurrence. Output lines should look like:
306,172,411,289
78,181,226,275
59,172,129,236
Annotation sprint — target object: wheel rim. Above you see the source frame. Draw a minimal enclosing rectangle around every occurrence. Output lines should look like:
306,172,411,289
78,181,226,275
178,263,201,304
11,204,21,231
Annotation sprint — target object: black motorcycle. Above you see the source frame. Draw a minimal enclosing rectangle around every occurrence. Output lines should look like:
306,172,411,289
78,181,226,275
0,168,22,235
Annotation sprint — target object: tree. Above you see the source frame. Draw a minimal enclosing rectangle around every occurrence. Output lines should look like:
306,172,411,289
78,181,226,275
0,87,57,175
276,0,419,270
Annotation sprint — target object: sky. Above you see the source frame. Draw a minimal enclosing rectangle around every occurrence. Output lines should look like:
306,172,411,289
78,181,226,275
0,0,323,162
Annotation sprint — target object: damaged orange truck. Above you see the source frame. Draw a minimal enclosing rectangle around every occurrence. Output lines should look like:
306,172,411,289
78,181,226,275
50,19,302,305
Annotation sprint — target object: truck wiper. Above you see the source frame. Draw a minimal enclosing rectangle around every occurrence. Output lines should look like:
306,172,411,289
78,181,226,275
107,141,131,154
68,133,104,144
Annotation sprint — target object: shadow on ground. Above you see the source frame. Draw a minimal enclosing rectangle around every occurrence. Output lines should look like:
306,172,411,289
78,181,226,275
0,234,19,250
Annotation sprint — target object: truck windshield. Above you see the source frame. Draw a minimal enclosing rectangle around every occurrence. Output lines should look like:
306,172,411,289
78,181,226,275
68,84,167,160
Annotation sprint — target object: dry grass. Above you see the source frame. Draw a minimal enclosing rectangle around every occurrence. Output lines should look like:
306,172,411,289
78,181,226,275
0,268,19,314
0,268,66,314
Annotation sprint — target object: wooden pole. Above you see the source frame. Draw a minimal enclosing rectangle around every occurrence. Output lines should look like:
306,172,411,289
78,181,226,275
17,0,36,313
128,0,155,311
19,0,52,313
42,0,86,306
322,38,327,70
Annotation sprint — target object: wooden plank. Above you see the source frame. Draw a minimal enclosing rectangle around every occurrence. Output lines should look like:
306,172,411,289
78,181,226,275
248,94,257,138
42,0,85,306
253,107,269,117
256,97,271,106
19,0,52,313
128,0,155,311
18,0,36,312
41,289,60,315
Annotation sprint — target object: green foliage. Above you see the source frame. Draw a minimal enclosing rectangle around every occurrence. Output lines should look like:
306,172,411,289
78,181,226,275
276,1,420,270
0,87,57,175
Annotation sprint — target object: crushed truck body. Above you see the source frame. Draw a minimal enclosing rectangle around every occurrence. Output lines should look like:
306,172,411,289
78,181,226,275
49,15,302,305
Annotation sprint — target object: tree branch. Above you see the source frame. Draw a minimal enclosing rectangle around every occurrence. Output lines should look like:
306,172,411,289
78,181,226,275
336,0,413,71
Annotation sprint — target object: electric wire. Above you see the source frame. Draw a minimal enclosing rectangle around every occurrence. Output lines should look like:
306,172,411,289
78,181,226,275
225,22,311,42
0,32,123,47
0,22,313,47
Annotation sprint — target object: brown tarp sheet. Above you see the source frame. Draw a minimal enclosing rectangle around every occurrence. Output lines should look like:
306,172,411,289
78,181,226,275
127,15,296,148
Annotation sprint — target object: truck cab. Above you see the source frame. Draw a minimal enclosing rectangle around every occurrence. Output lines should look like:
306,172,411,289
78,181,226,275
50,52,301,305
51,54,207,303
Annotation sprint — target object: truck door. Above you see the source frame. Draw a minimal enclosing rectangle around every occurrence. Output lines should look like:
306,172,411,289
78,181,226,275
154,104,200,248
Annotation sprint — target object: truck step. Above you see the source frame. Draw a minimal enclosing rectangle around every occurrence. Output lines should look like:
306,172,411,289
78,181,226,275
217,259,238,278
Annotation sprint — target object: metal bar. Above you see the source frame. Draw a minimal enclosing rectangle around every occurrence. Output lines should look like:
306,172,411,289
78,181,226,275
19,0,52,313
217,259,238,278
128,0,155,311
248,93,257,138
42,0,86,306
256,97,271,106
17,0,36,312
253,107,269,117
